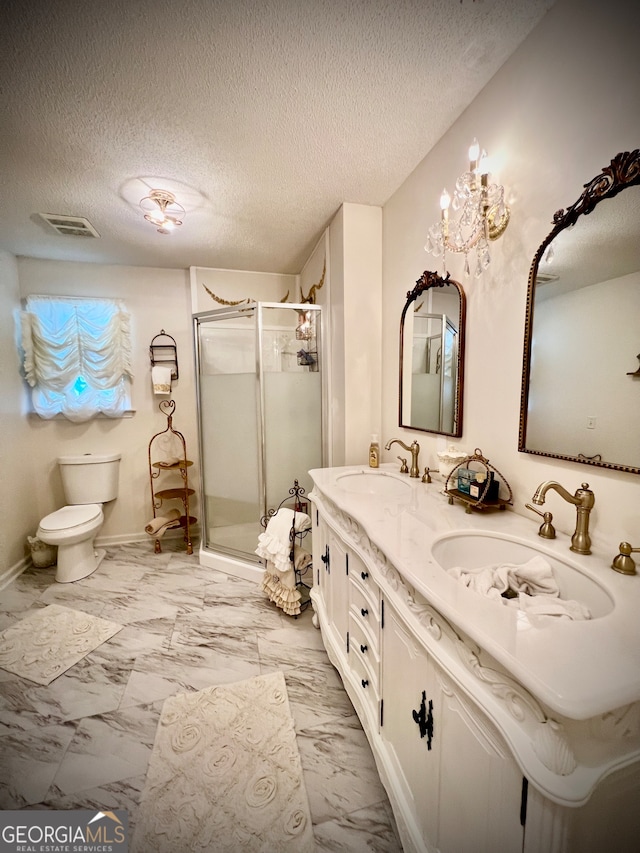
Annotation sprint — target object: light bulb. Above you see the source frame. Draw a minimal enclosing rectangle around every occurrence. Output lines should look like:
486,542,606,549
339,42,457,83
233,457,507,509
468,138,480,167
440,188,451,210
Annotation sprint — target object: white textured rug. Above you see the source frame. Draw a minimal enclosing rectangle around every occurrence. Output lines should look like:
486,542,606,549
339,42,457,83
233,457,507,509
0,604,123,685
132,671,315,853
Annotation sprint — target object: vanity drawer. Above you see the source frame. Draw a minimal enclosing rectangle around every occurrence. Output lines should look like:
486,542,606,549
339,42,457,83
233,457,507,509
349,570,380,624
349,611,380,682
348,551,378,594
349,628,380,704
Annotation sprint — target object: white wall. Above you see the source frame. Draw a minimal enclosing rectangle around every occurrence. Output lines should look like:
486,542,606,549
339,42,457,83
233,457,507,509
190,267,296,314
0,251,39,576
329,202,383,466
298,232,332,466
381,0,640,551
16,258,197,547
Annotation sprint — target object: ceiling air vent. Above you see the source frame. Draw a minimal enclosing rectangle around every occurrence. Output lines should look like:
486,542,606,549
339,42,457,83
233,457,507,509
37,213,100,238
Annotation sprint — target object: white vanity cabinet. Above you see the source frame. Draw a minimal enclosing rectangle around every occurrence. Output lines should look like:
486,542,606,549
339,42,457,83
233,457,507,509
382,599,525,853
312,508,349,654
308,476,640,853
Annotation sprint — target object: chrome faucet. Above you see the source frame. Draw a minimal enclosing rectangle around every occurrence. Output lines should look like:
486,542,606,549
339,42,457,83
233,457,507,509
385,438,420,478
531,481,595,555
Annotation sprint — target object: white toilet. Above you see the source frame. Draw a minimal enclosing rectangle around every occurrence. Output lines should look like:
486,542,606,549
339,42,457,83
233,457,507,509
37,452,121,583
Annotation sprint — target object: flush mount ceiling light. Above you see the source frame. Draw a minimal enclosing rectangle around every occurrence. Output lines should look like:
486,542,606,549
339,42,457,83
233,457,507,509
140,189,185,235
424,139,510,278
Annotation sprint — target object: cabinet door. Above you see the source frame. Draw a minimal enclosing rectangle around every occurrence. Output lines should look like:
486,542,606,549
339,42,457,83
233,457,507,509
324,529,350,653
381,600,440,847
382,600,525,853
311,505,328,593
433,660,525,853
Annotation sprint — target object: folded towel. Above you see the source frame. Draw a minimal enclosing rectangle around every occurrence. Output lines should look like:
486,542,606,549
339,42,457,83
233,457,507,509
255,508,311,574
157,456,181,467
152,365,172,395
294,546,312,571
145,508,181,537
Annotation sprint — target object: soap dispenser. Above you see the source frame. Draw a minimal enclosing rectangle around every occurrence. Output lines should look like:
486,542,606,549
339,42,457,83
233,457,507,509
369,434,380,468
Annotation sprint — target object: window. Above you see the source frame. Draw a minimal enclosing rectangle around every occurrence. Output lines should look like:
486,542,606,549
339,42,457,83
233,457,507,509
21,295,133,422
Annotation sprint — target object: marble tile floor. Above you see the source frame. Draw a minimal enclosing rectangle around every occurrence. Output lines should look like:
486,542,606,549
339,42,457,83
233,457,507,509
0,540,403,852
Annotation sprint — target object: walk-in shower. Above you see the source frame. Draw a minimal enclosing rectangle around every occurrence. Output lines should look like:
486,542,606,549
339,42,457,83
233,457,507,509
193,302,325,577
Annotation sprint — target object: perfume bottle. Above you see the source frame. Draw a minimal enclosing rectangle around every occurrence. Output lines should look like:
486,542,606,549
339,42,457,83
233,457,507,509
369,434,380,468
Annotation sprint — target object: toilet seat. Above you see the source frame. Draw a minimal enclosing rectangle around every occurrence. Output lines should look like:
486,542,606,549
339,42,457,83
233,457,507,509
39,503,102,532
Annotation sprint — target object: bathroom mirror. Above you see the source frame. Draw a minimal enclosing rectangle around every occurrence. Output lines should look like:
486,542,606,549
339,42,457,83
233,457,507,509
399,270,465,436
519,149,640,474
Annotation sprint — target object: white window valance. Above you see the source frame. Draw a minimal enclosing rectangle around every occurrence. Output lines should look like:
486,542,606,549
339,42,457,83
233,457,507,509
21,295,133,422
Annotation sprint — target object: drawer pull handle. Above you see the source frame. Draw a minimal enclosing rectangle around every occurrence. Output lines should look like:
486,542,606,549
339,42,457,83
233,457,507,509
360,644,368,653
361,608,368,617
361,571,369,580
361,679,369,688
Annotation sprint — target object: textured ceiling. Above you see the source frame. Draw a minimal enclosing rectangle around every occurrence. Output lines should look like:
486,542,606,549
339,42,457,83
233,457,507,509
0,0,554,274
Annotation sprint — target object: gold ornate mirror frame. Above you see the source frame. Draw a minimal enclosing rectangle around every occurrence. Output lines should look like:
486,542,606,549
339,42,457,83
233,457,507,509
519,149,640,474
399,270,466,437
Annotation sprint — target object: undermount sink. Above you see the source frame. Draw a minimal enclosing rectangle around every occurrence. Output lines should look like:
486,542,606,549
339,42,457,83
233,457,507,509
431,531,614,619
336,469,412,497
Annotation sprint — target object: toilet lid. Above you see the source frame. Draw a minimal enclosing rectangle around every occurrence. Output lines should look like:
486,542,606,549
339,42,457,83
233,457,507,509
39,504,102,531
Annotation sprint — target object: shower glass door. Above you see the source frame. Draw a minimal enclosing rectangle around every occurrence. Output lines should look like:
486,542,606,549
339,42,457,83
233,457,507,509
194,302,323,563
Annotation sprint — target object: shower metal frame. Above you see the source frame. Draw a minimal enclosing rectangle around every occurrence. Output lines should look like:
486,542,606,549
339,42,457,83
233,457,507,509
192,301,326,563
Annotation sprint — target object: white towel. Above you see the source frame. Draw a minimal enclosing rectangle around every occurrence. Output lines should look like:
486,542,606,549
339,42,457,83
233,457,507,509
447,556,592,623
294,546,312,571
447,556,559,601
262,562,302,616
157,456,181,467
255,508,311,575
145,508,181,538
152,365,172,395
513,592,592,624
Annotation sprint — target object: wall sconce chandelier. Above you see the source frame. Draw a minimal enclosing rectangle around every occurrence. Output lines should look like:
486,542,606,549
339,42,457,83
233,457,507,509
424,139,510,277
140,189,185,235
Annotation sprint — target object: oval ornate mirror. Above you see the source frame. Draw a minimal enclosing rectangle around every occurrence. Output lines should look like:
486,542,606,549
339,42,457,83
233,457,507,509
519,149,640,474
399,270,466,436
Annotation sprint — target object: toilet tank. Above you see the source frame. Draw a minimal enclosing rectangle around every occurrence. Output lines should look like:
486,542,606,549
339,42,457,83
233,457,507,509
58,452,121,505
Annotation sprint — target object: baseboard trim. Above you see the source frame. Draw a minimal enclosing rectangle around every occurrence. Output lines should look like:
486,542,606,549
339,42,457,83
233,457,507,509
95,526,201,548
0,556,31,591
199,546,265,582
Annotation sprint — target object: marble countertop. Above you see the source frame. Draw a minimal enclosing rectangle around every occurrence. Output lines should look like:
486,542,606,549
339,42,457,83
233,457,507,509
309,465,640,721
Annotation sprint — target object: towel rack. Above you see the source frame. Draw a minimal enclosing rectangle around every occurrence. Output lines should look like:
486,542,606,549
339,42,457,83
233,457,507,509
150,330,178,380
260,480,312,615
147,400,195,554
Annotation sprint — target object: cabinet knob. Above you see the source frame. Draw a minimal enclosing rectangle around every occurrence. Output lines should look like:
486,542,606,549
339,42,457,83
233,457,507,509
361,571,369,580
360,644,368,653
361,679,369,688
361,608,368,617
